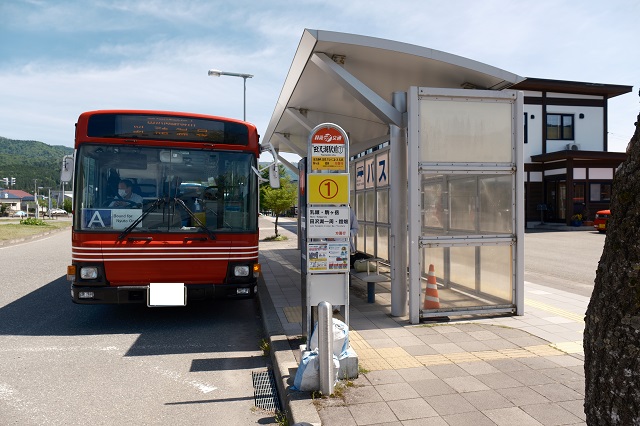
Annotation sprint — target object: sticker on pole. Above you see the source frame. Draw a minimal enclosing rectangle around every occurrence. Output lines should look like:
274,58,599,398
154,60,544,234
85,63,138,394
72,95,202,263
309,124,349,172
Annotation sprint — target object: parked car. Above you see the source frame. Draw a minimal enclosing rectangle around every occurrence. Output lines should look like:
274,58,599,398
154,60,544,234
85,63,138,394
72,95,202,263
593,209,610,233
12,210,27,218
50,208,69,216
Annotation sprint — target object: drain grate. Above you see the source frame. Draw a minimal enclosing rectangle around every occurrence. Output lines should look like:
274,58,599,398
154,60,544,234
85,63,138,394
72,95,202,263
252,369,281,412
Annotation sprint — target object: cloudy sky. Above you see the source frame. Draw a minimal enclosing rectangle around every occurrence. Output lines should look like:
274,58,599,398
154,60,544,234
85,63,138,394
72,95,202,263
1,0,637,157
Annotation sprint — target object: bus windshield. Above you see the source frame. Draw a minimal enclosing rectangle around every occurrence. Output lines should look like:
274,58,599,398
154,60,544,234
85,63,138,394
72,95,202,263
75,144,257,233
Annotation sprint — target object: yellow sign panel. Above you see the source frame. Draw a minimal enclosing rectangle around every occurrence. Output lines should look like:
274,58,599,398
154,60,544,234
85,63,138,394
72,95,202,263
308,174,349,204
311,155,345,171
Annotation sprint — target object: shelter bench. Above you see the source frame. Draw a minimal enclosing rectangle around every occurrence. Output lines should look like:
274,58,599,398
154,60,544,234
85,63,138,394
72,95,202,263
350,257,390,303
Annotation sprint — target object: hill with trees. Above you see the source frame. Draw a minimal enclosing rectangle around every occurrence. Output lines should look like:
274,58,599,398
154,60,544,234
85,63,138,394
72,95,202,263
0,137,73,192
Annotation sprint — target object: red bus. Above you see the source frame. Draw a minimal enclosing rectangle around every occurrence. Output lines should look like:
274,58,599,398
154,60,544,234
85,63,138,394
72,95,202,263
64,110,267,306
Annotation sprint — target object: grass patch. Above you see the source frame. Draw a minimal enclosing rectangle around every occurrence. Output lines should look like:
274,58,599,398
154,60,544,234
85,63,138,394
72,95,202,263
259,338,270,356
263,235,288,242
0,220,71,242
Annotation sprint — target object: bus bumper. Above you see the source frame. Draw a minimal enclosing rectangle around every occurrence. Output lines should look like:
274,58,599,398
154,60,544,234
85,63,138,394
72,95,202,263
71,282,257,304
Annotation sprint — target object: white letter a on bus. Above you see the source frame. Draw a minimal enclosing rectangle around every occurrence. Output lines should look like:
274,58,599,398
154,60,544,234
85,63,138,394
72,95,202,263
87,211,106,228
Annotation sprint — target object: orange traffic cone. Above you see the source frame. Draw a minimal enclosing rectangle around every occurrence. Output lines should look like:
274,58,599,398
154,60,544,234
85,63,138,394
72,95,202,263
423,264,440,309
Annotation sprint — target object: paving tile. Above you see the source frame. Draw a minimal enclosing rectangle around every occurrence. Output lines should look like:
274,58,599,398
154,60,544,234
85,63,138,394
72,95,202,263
404,344,440,356
358,329,393,340
402,417,449,426
482,339,519,350
396,366,438,382
557,399,587,421
409,326,440,336
375,382,421,402
444,376,491,393
475,372,524,389
432,325,463,334
443,410,498,426
408,378,456,397
461,389,514,410
560,379,586,396
344,384,383,405
367,338,401,349
469,330,502,341
483,406,544,425
457,360,501,376
455,340,494,352
545,355,584,367
364,369,405,385
427,363,469,379
496,386,550,406
428,393,478,416
529,383,583,402
390,335,425,347
518,356,562,370
387,397,438,420
520,402,583,425
418,333,456,345
486,358,530,372
429,342,466,354
347,401,398,425
506,369,555,386
318,405,358,426
538,367,585,383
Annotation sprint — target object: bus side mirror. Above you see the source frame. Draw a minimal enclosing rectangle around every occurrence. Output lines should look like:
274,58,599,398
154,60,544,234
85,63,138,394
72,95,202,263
60,155,74,183
269,163,280,189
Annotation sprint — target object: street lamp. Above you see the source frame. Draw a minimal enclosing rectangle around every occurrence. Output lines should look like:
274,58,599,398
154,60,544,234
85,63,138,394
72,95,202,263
207,69,253,121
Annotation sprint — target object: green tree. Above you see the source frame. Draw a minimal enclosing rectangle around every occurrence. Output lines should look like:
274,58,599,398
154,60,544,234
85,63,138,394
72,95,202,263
260,165,297,238
584,112,640,424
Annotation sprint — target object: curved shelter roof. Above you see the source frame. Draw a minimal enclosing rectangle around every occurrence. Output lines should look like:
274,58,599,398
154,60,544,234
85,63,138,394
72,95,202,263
263,29,525,160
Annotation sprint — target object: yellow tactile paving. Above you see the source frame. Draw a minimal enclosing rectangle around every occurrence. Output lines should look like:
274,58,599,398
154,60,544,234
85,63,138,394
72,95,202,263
375,347,411,358
360,357,393,371
499,348,532,358
414,354,452,366
386,356,423,369
471,350,508,360
350,339,373,351
525,344,567,356
525,299,585,323
355,348,381,360
444,352,481,363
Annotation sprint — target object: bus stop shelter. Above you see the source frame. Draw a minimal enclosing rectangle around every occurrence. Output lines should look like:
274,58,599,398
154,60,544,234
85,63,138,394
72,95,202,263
263,29,525,324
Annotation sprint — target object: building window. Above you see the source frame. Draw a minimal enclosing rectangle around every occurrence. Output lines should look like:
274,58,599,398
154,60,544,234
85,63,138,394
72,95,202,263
524,113,528,144
546,113,574,140
590,183,611,202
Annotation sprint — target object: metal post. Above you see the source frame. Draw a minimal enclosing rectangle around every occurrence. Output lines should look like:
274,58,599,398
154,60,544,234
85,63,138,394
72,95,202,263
317,301,334,395
390,91,407,317
243,76,247,121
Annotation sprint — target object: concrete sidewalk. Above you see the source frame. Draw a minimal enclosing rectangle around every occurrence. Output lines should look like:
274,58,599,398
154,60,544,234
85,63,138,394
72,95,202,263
258,216,587,426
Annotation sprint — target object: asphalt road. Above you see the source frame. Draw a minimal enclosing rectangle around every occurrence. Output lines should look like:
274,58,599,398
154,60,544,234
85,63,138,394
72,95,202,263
0,229,277,425
268,216,605,299
524,229,605,298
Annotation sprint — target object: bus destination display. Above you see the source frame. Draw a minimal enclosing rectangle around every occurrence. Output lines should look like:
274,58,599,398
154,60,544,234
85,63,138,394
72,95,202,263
87,114,248,145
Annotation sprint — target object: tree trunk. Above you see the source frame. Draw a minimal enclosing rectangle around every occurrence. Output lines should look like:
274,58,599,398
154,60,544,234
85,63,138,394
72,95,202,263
584,113,640,425
274,214,279,237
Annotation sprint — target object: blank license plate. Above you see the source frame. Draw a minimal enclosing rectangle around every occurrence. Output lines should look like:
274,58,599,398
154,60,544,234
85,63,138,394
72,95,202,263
148,283,186,307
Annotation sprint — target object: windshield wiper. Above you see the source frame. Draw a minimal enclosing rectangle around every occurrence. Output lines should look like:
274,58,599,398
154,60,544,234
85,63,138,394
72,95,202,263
172,198,216,240
117,198,164,240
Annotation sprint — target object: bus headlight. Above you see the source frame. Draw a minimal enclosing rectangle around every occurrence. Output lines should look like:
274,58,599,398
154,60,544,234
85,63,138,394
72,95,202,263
80,267,98,280
234,265,250,277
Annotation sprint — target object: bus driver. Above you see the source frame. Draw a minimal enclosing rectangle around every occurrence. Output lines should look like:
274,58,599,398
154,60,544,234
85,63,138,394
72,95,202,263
109,179,143,208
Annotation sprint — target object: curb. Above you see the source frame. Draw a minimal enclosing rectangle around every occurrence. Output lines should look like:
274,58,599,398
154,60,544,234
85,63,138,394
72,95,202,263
258,275,321,426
